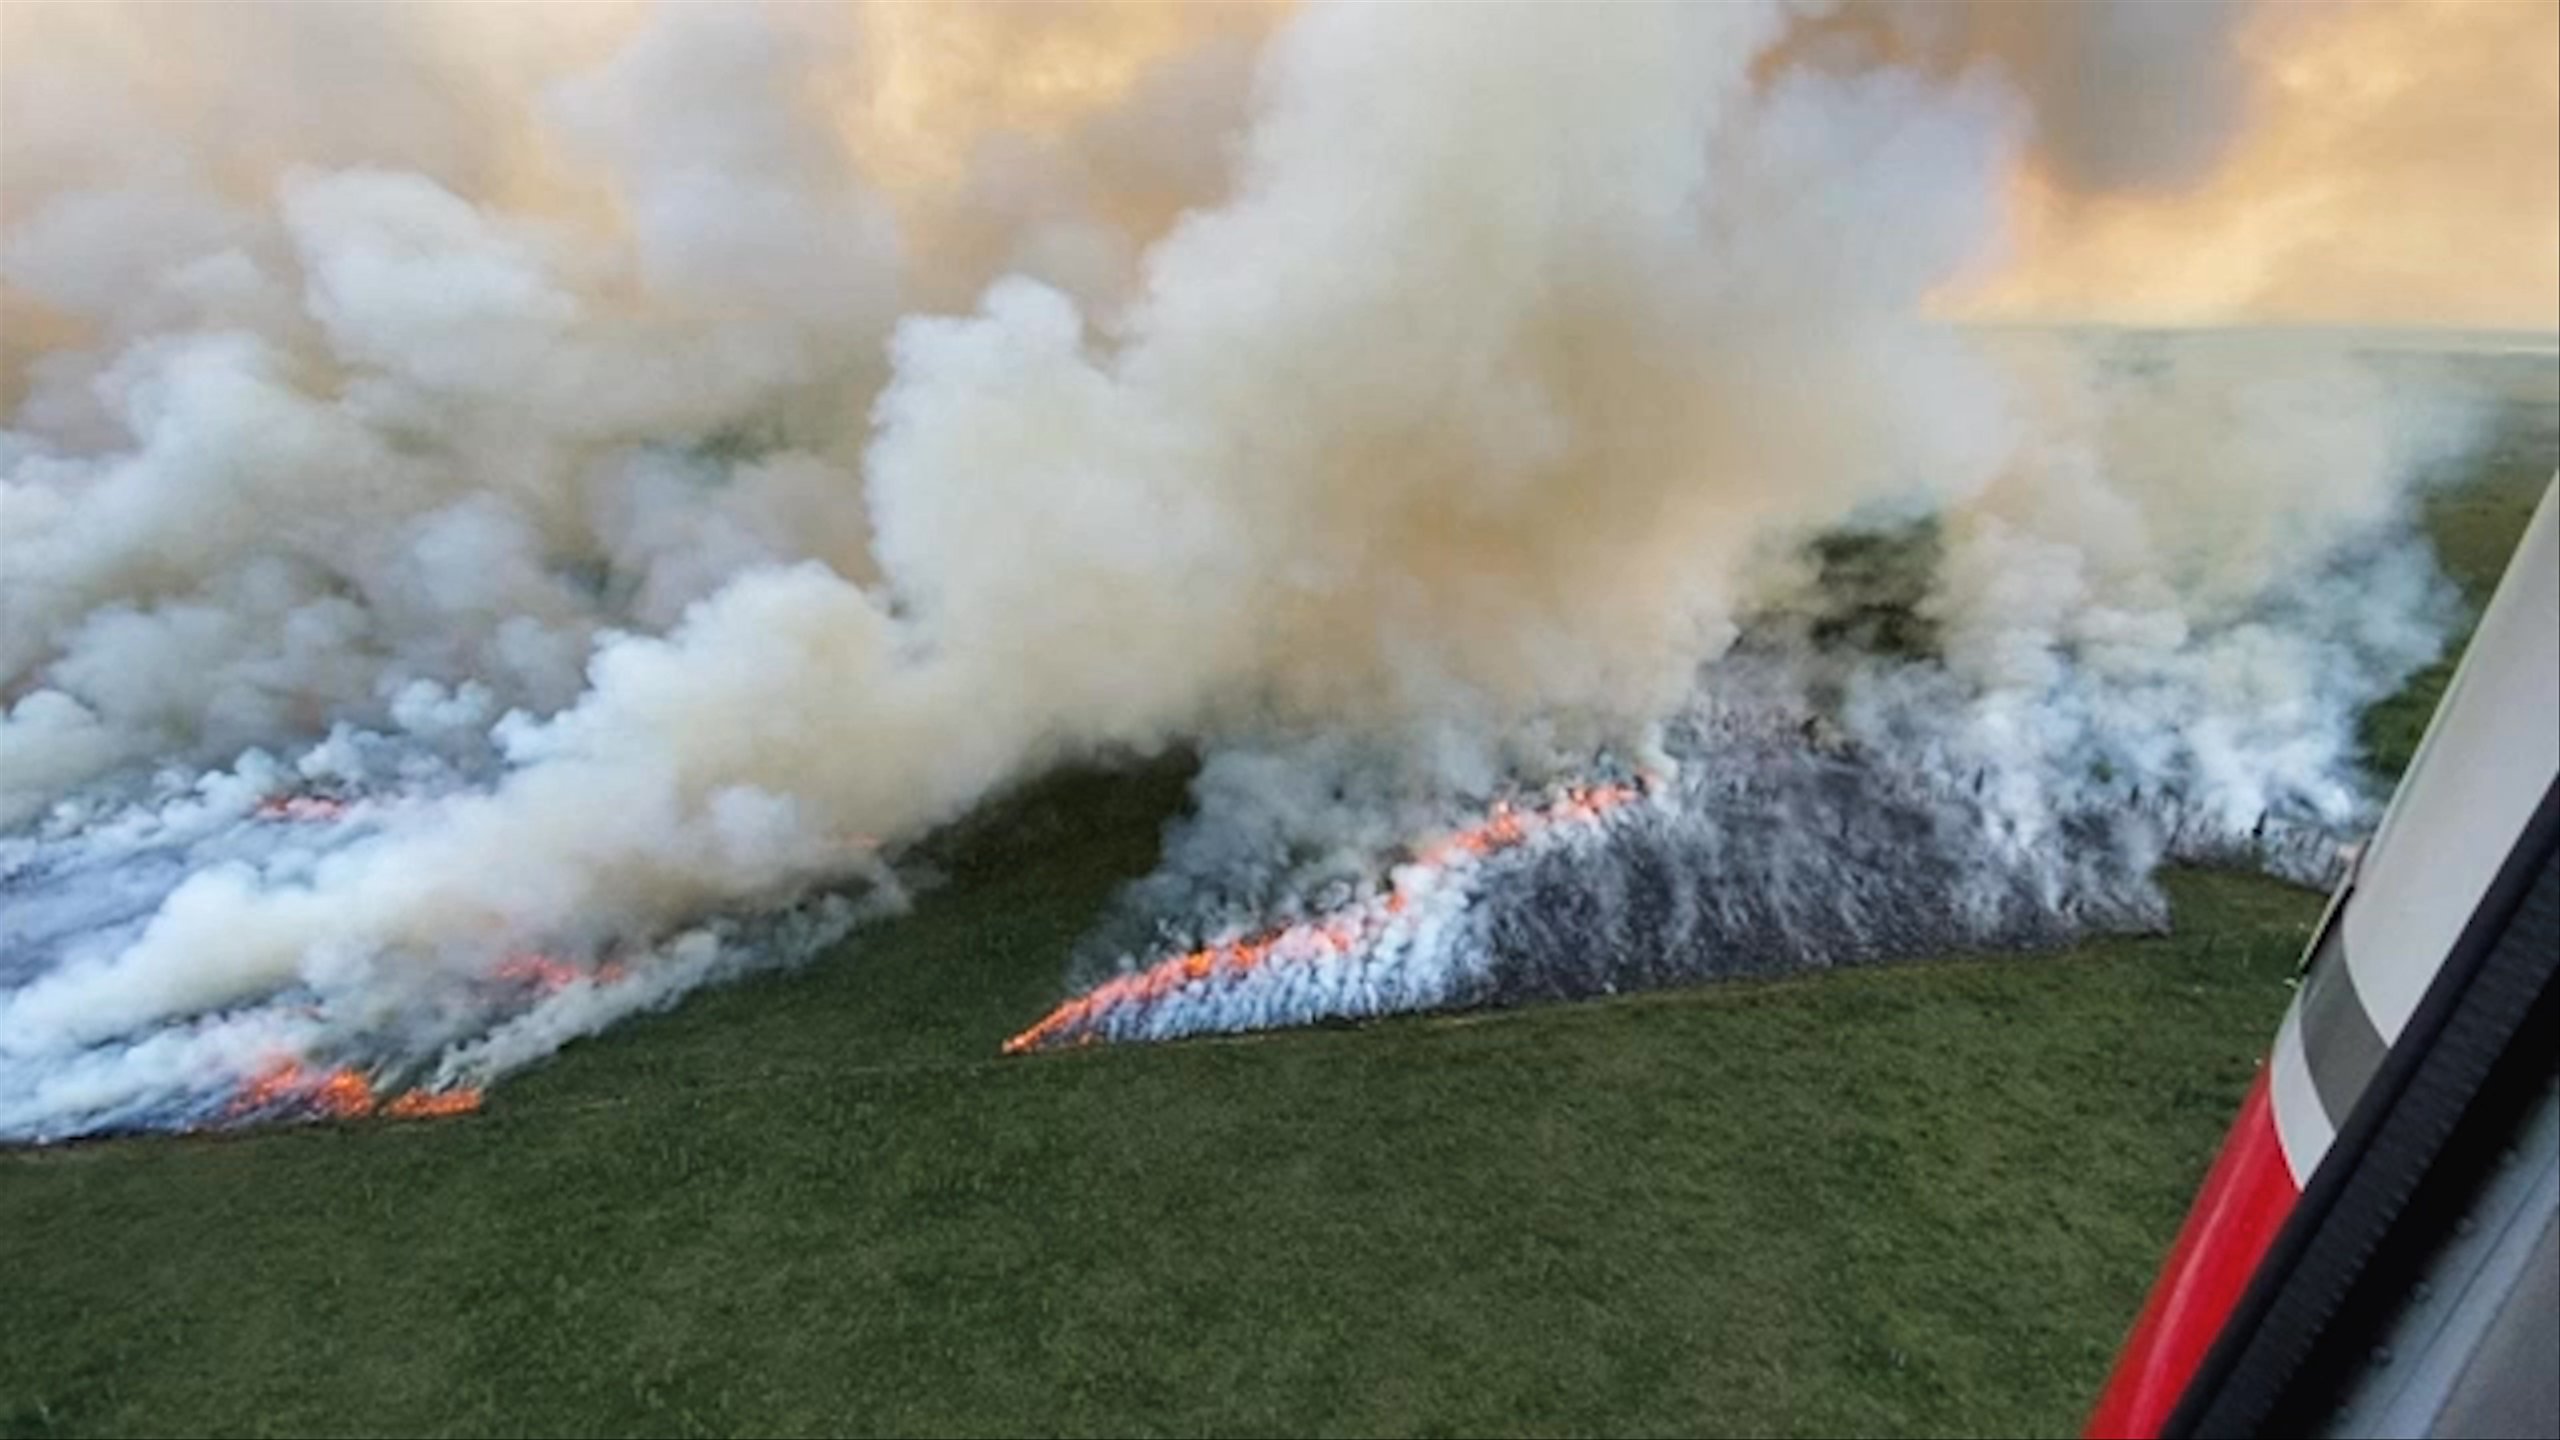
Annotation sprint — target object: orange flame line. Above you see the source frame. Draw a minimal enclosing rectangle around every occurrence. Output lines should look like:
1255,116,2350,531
491,952,628,994
253,794,349,823
224,1060,483,1126
383,1087,486,1119
212,950,608,1131
1000,778,1651,1055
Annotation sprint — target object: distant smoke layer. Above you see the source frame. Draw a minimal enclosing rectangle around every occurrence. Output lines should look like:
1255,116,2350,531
1957,0,2560,328
0,1,2524,1139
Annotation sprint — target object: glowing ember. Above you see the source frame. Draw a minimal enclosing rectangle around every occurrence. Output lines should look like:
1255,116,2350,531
382,1087,485,1119
223,1060,481,1126
1001,777,1652,1055
197,955,599,1132
226,1060,375,1119
492,952,628,993
253,794,349,823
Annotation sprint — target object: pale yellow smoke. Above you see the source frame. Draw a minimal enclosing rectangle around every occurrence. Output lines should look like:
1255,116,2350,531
0,1,1275,405
10,0,2551,338
1951,0,2560,331
843,1,1278,193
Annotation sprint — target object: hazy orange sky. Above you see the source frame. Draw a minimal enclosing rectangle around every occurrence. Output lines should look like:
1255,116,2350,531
3,0,2555,333
1950,0,2560,331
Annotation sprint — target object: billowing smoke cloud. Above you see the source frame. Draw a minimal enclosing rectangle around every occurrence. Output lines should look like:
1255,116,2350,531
1034,327,2477,1050
0,0,2526,1140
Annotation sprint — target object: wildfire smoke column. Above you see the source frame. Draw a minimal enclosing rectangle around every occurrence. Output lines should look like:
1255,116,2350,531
1,0,2537,1140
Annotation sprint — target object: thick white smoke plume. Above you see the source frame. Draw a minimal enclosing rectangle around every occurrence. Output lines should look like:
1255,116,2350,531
1048,338,2475,1048
0,1,2520,1138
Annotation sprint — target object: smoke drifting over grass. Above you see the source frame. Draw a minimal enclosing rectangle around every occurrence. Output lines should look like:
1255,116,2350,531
0,1,2527,1138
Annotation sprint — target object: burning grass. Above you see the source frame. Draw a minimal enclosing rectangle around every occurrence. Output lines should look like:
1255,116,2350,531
1002,777,1653,1055
2,427,2548,1437
223,1061,484,1125
195,952,629,1131
2,806,2316,1439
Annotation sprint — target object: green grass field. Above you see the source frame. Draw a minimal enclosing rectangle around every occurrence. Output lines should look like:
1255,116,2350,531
4,376,2552,1439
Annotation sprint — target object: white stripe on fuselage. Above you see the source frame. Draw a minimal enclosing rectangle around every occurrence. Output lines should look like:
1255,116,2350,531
2341,481,2560,1041
2270,1001,2339,1187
